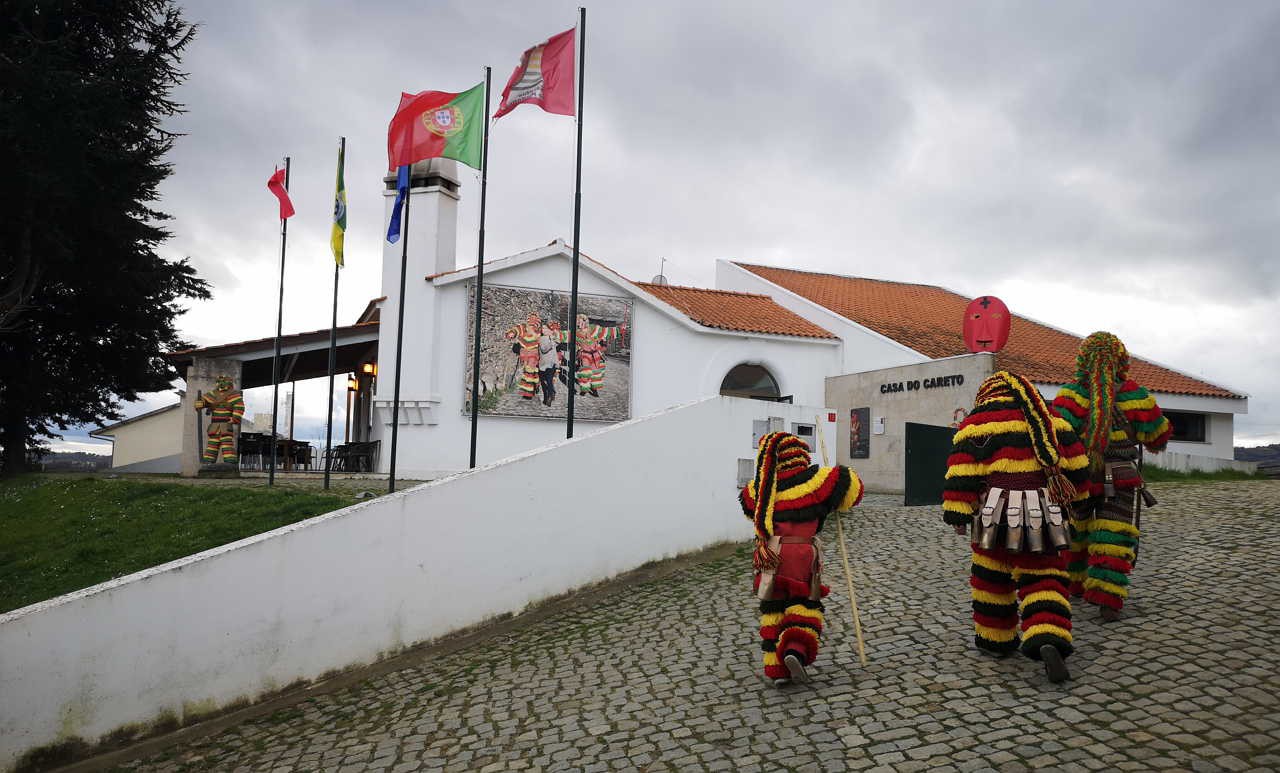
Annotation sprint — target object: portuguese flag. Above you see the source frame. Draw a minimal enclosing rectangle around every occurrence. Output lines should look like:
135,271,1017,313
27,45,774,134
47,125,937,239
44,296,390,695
386,83,484,171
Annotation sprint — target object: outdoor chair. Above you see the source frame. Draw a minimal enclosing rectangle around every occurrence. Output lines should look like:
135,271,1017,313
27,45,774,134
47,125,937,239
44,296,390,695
237,433,265,470
293,443,313,471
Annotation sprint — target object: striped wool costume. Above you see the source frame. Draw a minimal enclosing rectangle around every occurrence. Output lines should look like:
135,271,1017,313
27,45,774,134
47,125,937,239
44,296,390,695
567,315,624,395
740,432,863,684
504,314,543,400
943,372,1090,671
194,377,246,464
1051,332,1171,616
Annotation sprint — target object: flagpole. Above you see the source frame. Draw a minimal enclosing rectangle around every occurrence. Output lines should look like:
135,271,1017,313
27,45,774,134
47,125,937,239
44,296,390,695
388,168,412,493
566,6,586,440
324,137,345,490
469,67,493,468
268,156,290,486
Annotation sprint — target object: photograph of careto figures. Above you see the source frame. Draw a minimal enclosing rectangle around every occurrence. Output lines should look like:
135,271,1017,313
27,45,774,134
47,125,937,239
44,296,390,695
463,284,634,422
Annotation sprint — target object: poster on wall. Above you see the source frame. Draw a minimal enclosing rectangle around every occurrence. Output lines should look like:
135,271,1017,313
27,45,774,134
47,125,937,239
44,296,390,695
849,406,870,459
463,283,633,422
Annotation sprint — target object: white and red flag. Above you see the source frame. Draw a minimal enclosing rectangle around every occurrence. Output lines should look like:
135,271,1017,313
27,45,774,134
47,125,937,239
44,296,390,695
494,27,575,120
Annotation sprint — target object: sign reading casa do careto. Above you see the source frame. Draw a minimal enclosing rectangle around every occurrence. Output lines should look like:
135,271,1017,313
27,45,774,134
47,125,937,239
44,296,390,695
879,374,966,394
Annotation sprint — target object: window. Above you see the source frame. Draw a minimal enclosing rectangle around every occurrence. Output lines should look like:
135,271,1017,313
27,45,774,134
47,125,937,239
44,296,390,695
720,364,781,400
1163,411,1206,443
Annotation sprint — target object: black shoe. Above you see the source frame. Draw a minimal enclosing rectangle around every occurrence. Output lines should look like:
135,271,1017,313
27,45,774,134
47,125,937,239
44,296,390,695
1100,606,1121,623
590,388,599,397
783,651,809,683
1039,644,1070,684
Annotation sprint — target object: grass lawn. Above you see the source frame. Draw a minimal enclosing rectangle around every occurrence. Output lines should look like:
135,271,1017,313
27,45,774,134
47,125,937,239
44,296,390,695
1140,465,1267,482
0,475,361,614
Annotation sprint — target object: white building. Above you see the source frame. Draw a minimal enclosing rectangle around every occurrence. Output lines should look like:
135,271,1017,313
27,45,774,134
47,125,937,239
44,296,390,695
166,159,1248,488
714,261,1250,487
90,402,184,473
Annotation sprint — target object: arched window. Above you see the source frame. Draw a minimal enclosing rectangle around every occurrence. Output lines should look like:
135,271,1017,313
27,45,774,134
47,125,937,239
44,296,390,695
720,363,781,400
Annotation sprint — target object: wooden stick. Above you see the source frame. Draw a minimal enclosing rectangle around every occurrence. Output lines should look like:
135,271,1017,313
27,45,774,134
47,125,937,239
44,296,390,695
816,417,869,666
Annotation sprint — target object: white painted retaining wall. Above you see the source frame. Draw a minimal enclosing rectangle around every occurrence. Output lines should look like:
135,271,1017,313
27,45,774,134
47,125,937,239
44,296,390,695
1145,450,1258,475
0,396,836,771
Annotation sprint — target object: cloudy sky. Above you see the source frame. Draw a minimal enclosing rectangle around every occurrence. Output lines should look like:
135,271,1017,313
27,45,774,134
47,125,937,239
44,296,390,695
66,0,1280,453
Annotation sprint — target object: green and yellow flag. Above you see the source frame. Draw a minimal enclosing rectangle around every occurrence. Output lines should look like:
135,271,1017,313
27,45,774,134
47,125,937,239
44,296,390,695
331,139,347,266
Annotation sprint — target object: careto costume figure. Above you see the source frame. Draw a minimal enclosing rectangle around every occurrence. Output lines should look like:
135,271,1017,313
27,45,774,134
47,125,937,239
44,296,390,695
943,371,1090,683
569,313,625,397
1051,332,1171,621
739,432,863,686
504,313,543,400
194,374,246,464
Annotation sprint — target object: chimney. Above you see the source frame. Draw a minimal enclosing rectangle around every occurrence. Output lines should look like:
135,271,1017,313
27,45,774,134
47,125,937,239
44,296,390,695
374,158,461,406
381,158,460,283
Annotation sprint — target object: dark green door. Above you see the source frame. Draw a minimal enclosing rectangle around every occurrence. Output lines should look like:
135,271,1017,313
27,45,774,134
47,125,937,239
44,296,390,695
904,422,956,506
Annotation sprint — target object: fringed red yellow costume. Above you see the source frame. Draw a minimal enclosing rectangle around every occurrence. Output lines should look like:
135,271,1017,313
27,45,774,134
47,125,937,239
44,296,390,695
740,432,863,685
943,371,1090,682
504,313,543,400
1051,332,1171,618
194,375,246,464
568,314,625,396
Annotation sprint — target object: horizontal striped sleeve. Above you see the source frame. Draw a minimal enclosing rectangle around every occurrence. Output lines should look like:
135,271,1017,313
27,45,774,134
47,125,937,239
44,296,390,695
943,414,987,524
1117,380,1172,451
1052,417,1089,472
1053,420,1092,500
1051,385,1087,433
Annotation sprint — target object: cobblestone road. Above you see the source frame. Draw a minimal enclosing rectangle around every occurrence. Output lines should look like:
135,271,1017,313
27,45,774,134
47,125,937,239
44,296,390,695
115,481,1280,772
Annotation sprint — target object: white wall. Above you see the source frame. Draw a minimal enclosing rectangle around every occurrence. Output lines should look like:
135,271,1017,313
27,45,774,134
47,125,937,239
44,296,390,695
371,253,841,479
1033,384,1246,462
715,260,928,374
1162,411,1235,461
825,354,995,492
1145,450,1257,475
101,407,183,470
0,396,835,771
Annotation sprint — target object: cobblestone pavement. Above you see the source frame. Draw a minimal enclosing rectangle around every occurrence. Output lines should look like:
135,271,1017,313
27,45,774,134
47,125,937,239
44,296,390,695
490,359,631,423
116,481,1280,772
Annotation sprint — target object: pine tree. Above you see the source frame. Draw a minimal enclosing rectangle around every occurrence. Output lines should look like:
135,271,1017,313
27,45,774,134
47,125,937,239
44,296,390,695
0,0,209,472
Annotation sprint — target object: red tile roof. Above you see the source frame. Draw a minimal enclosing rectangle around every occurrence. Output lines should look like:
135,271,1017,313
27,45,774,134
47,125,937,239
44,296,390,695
636,283,837,339
737,263,1242,399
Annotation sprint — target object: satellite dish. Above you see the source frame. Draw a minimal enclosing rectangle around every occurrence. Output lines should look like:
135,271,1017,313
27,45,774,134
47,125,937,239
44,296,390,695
651,274,669,286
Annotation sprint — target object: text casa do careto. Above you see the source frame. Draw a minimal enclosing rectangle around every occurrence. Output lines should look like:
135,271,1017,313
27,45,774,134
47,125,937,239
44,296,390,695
879,374,966,394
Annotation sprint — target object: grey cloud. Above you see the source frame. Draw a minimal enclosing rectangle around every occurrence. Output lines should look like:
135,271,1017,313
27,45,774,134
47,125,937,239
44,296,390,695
115,0,1280,445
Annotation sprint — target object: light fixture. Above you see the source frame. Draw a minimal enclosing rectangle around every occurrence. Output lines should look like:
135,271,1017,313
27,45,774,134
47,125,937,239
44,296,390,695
347,377,358,391
361,362,377,375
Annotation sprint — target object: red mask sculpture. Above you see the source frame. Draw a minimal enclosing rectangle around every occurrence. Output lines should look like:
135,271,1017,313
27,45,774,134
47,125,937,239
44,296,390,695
963,296,1011,353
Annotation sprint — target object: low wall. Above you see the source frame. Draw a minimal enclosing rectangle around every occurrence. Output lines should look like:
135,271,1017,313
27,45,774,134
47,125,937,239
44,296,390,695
0,396,834,770
111,453,182,474
1146,450,1258,475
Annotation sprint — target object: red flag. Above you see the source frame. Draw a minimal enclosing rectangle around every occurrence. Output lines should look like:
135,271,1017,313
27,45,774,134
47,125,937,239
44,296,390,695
494,27,575,120
267,167,295,219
